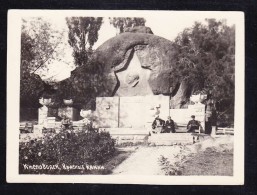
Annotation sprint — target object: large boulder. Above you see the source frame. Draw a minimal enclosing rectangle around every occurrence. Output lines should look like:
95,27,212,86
124,26,153,34
91,32,179,97
64,28,195,108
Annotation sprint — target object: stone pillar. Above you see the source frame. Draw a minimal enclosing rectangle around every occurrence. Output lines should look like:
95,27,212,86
205,99,216,134
57,99,80,121
211,126,217,136
38,98,52,126
58,107,79,121
38,105,48,126
80,109,93,119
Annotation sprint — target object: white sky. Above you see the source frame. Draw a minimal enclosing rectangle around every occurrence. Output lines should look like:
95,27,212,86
38,13,236,81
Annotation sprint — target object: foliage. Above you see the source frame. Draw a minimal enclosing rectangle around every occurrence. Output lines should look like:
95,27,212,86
21,17,66,76
19,130,116,174
20,18,66,108
172,19,235,115
20,73,45,108
56,47,120,109
158,155,182,175
66,17,103,67
109,17,146,34
57,17,104,109
56,59,105,109
158,145,191,175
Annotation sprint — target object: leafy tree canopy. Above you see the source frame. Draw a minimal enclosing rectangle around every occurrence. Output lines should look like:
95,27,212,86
109,17,146,34
21,17,66,76
53,17,104,109
20,17,66,108
66,17,103,67
172,19,235,115
57,58,109,110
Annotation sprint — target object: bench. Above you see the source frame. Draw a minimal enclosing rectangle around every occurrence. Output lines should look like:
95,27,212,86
175,123,202,134
42,128,56,134
19,122,33,133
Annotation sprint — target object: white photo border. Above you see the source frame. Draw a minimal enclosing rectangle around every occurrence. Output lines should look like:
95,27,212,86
6,10,245,185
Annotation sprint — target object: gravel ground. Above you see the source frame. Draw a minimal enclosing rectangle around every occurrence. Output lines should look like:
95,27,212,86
112,136,233,175
112,144,196,175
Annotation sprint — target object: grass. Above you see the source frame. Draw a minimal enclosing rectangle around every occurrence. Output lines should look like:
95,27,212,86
181,147,233,176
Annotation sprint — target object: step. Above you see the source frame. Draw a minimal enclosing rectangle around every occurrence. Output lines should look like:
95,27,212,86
99,128,149,135
148,133,195,145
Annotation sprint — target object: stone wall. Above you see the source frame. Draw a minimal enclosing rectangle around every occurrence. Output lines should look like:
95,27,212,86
94,95,170,130
169,102,205,129
94,97,119,128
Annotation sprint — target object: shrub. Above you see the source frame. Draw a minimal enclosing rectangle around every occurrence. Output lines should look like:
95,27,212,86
19,130,116,174
158,155,183,175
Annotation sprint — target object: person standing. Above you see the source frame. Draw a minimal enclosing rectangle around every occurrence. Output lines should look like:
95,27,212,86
165,116,176,133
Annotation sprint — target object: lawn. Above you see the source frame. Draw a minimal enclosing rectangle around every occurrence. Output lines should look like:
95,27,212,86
181,147,233,176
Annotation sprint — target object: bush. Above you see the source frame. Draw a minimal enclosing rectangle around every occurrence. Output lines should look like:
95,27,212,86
158,155,183,175
19,130,116,174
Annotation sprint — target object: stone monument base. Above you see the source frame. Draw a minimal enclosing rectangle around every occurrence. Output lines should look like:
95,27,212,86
149,133,211,145
99,128,149,145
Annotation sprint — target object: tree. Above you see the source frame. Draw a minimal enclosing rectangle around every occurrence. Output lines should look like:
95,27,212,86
66,17,103,67
20,17,66,110
109,17,146,34
172,19,235,124
21,18,65,75
57,17,104,109
57,58,108,110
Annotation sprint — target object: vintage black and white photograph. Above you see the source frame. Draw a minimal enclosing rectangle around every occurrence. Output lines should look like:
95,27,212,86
6,10,244,184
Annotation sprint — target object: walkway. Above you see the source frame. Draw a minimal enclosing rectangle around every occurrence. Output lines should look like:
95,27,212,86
112,145,195,175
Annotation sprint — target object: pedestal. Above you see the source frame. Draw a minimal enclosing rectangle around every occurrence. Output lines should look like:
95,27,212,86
58,107,80,121
38,105,48,126
211,126,217,136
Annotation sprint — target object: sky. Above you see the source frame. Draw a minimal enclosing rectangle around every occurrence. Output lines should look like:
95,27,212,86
37,13,236,82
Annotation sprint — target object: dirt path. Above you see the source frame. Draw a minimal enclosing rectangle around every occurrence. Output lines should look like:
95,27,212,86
112,145,195,175
112,136,234,175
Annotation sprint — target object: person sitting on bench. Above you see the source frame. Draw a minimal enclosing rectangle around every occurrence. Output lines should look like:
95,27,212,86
151,115,165,134
187,115,200,133
165,116,176,133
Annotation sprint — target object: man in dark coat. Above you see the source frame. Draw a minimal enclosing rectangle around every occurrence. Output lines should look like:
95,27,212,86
165,116,176,133
187,115,200,133
151,115,165,134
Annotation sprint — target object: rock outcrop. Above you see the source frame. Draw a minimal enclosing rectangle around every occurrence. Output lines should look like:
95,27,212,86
91,30,178,97
64,26,195,108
